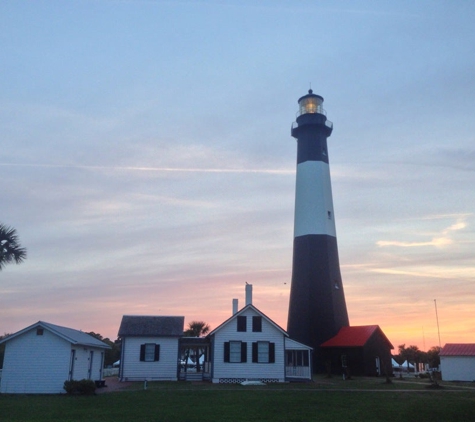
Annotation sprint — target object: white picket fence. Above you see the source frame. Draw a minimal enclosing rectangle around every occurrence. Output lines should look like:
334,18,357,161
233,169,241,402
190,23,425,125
103,368,119,377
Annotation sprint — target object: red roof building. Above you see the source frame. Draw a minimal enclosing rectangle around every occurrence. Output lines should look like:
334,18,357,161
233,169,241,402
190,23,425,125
320,325,393,377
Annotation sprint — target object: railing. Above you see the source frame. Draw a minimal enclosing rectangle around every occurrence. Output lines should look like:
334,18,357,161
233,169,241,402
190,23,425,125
291,119,333,131
296,106,326,118
285,365,311,378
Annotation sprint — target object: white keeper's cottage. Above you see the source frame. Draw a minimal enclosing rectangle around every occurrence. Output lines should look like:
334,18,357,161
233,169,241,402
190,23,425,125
0,321,110,394
207,284,313,383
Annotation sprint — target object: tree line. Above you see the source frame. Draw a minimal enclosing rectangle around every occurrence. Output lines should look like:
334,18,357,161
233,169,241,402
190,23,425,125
394,344,441,370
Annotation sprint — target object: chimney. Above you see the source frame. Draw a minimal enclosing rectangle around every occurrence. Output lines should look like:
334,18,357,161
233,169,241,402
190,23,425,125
232,298,238,315
245,283,252,306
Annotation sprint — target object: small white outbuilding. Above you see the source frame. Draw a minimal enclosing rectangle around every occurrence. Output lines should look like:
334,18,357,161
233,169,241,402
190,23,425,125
440,343,475,382
0,321,110,394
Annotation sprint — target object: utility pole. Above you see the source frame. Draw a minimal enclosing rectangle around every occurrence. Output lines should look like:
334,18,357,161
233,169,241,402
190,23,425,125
434,299,441,348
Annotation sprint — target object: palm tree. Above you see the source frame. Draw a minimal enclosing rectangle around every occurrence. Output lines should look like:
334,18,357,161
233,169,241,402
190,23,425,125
184,321,210,337
182,321,211,373
0,223,27,271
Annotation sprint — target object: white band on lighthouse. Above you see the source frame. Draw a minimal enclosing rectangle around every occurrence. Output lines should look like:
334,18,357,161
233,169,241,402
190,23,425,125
293,160,336,238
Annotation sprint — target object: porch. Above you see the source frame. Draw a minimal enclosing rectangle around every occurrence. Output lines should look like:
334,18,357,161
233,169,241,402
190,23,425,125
284,341,313,381
179,337,211,381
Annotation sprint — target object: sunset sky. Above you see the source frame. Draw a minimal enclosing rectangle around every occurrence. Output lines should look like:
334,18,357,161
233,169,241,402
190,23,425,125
2,0,474,352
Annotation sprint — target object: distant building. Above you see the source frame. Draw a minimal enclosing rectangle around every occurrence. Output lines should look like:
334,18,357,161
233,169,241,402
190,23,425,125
0,321,110,394
440,343,475,382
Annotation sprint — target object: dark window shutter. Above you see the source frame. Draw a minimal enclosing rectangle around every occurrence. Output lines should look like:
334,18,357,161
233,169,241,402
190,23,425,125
154,344,160,361
237,316,246,332
252,342,258,363
224,342,230,362
241,342,247,363
140,344,145,361
303,350,309,366
252,316,262,332
269,343,275,363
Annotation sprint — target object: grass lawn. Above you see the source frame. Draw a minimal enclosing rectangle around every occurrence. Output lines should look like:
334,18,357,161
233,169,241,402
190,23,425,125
1,376,475,422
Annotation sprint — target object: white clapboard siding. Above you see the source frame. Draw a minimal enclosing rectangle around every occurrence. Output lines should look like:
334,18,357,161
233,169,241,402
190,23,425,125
121,336,180,381
0,329,70,394
441,356,475,382
211,307,286,383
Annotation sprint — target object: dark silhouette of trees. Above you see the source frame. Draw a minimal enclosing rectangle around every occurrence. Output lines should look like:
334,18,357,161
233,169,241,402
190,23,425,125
426,346,441,368
0,224,27,271
398,344,422,370
85,332,121,367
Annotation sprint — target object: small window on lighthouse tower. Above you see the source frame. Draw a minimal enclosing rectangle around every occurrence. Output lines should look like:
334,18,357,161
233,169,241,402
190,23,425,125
327,211,332,220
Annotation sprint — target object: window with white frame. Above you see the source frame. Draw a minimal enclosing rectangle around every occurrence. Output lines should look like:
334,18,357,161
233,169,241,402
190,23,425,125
252,341,275,363
144,344,155,361
257,341,269,363
230,341,242,363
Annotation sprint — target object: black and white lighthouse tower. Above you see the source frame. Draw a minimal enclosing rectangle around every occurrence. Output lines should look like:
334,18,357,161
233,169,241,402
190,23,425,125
287,90,349,371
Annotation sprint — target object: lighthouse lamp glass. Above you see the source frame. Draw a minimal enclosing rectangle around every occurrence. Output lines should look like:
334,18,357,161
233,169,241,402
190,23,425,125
299,96,324,116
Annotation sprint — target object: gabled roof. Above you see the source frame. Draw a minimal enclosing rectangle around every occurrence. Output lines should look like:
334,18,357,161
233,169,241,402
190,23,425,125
0,321,111,349
320,325,393,349
118,315,184,337
440,343,475,356
207,304,288,337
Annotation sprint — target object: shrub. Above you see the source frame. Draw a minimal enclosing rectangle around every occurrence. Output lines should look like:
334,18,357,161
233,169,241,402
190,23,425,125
63,379,96,395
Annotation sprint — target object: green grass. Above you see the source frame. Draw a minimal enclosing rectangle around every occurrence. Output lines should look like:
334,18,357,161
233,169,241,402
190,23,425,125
1,377,475,422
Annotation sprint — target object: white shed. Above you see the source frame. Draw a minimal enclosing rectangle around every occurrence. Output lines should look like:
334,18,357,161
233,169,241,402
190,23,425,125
440,343,475,382
0,321,111,394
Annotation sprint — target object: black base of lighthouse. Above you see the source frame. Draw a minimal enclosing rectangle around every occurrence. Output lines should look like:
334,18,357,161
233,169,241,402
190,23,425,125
287,234,349,372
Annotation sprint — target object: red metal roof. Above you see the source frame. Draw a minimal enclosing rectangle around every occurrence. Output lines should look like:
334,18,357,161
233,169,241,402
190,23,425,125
440,344,475,356
320,325,393,348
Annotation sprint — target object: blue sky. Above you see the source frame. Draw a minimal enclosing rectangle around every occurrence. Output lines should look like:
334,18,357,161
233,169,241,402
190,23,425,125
1,0,475,350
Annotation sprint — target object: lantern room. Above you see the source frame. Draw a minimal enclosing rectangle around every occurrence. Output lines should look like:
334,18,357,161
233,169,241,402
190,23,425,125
297,89,325,116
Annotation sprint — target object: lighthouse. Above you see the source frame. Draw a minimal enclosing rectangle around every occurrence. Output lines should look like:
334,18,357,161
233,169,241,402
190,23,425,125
287,90,349,371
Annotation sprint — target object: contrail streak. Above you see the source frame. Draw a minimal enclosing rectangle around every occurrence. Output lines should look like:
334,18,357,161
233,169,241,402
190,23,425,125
0,162,294,175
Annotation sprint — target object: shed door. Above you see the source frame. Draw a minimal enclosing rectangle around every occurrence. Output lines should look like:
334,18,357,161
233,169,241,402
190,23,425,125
375,356,381,375
88,351,94,380
69,350,76,381
99,352,104,380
